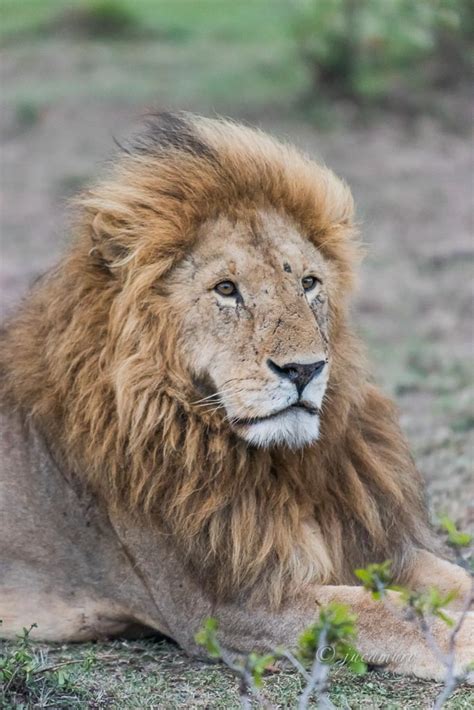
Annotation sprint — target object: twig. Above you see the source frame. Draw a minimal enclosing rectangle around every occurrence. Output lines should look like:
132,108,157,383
219,648,275,710
432,576,474,710
280,649,311,682
32,653,122,676
375,575,473,709
297,626,335,710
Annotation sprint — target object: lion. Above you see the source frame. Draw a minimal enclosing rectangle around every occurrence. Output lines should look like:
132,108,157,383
0,113,472,681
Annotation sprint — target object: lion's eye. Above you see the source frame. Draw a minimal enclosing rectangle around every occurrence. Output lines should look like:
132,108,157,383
214,280,238,297
302,275,320,292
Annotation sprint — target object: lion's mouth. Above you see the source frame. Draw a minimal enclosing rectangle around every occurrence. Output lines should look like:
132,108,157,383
233,401,320,427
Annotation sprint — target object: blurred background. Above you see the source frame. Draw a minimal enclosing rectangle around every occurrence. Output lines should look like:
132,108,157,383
1,0,473,529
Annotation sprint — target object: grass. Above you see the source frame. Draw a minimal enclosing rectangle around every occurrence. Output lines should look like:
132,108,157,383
2,637,473,709
3,39,304,107
1,1,308,115
1,1,294,44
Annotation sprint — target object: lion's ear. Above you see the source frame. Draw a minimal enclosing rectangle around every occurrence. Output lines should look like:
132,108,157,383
89,212,131,270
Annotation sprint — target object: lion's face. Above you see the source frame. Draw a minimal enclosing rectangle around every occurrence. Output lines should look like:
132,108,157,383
165,209,333,448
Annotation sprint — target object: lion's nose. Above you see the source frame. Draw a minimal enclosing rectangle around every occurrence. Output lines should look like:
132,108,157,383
267,359,326,394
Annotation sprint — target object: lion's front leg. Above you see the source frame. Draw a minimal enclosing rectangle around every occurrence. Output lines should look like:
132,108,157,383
210,585,473,683
313,585,473,682
403,549,473,610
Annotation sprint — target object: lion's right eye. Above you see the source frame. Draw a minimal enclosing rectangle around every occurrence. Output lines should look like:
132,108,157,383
214,281,238,297
302,275,320,291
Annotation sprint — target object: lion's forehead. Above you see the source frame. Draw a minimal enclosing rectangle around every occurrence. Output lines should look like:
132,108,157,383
186,208,329,282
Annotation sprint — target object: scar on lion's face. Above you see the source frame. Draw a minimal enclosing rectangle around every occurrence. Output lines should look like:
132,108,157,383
164,208,333,448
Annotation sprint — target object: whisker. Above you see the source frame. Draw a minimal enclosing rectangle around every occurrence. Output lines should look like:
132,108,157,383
220,375,261,387
193,386,250,408
196,393,246,413
192,393,228,405
191,386,241,405
195,404,220,411
199,402,230,417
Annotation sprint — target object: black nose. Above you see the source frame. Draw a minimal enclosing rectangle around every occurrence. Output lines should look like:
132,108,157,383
267,359,326,394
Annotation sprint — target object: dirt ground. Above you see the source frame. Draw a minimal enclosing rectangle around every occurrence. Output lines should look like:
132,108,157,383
1,42,473,710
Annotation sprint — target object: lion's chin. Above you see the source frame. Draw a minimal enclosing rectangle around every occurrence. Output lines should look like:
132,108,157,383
235,408,320,449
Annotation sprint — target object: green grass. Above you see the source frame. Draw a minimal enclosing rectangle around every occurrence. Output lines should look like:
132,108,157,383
1,0,470,118
2,638,473,709
0,0,294,43
1,0,308,113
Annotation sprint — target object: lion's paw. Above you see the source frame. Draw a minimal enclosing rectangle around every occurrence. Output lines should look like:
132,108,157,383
383,610,474,683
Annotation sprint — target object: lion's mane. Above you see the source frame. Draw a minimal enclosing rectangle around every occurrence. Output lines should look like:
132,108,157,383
0,113,434,606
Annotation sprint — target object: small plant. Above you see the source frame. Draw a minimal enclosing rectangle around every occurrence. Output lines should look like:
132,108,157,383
295,603,366,709
196,618,275,708
353,560,393,599
439,516,473,551
355,517,473,710
0,622,97,706
196,604,365,709
0,623,38,697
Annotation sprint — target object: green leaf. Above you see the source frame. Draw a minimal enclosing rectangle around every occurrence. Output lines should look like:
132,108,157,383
354,568,372,584
439,516,473,548
195,617,222,659
56,669,70,687
247,652,275,687
436,610,455,627
354,561,393,597
298,603,359,664
405,587,459,620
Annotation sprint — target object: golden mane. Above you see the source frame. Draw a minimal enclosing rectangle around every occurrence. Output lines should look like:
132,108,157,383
0,113,435,606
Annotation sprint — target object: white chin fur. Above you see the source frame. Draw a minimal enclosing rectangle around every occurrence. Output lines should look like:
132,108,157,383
237,409,320,449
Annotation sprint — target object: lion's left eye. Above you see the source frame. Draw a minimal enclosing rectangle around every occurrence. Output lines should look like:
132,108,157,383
302,275,320,292
214,280,238,297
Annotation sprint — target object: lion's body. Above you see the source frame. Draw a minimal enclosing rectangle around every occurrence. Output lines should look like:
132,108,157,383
0,408,225,647
0,408,328,652
0,114,472,679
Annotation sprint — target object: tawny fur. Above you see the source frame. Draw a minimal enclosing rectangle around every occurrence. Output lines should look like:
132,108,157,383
1,113,435,610
2,115,473,682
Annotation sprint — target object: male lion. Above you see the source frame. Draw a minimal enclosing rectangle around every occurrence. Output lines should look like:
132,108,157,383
0,113,472,681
